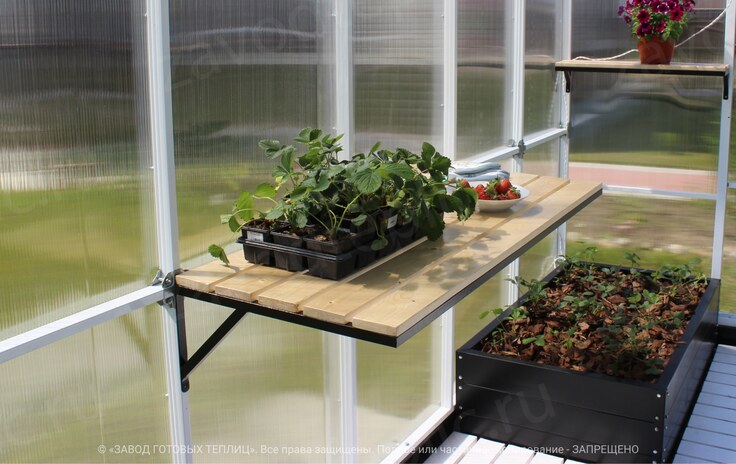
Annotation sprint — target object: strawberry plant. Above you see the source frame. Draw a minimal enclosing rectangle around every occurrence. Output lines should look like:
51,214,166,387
478,249,709,382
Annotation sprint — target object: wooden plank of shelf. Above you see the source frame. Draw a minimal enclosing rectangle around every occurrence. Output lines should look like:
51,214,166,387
213,265,295,302
175,252,252,293
554,60,729,75
349,179,601,337
300,175,564,325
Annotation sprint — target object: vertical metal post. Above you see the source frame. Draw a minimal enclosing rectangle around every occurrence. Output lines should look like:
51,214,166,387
324,2,357,463
505,0,525,303
440,0,458,409
557,0,573,259
145,0,192,462
712,0,735,280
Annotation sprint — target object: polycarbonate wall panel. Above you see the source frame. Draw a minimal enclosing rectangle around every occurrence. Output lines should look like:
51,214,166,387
570,0,724,192
525,0,562,136
454,272,509,350
0,305,170,462
0,1,157,339
725,189,736,313
170,0,334,263
457,0,508,157
353,0,444,153
567,193,714,285
185,305,326,463
357,320,441,462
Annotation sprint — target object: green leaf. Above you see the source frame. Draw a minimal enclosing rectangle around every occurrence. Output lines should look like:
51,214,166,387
265,205,284,221
433,193,462,213
369,141,381,154
254,183,277,198
279,146,295,172
220,214,232,224
258,139,281,152
351,214,368,226
328,164,346,178
289,185,309,201
493,308,504,315
353,169,383,194
421,142,436,159
292,210,308,229
371,236,389,251
534,337,546,347
312,173,330,192
228,215,241,232
377,163,416,180
294,127,312,143
417,203,444,241
208,244,230,265
309,128,323,142
452,187,478,220
522,337,537,345
234,192,254,222
479,310,490,319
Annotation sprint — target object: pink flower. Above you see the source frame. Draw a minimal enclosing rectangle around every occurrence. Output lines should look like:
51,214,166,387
670,7,684,21
638,9,651,22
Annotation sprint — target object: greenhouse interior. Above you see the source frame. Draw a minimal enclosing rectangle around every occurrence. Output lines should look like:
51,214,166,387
3,0,736,463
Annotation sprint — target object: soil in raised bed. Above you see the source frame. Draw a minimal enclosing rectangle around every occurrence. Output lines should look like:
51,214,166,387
479,258,708,382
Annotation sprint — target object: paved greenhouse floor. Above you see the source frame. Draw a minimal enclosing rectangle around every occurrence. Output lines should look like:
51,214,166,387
674,344,736,463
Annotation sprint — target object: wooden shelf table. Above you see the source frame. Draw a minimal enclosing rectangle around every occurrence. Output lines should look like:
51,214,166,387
173,173,602,390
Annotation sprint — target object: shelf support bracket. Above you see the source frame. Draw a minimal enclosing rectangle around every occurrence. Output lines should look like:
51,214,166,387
724,72,730,100
563,70,572,93
173,281,248,392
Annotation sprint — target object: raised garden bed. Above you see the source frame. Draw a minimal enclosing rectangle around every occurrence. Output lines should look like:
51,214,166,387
456,261,720,463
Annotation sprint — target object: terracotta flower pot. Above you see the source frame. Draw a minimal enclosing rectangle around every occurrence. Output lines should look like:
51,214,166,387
637,36,675,65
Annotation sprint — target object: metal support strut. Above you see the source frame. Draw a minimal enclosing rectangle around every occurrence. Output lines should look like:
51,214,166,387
161,270,249,392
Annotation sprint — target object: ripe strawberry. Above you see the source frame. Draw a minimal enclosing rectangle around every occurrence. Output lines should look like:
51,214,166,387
459,179,471,189
496,178,512,194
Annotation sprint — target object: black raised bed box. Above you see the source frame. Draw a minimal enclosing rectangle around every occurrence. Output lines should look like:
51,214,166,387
456,264,720,463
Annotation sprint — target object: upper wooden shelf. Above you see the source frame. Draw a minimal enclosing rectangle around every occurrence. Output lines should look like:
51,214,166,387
554,60,730,99
175,173,602,348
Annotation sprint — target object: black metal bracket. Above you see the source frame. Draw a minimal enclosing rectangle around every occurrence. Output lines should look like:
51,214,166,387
176,296,248,392
563,70,572,93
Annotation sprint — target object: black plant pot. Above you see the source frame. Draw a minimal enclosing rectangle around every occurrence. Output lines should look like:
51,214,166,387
241,224,274,243
241,241,274,266
271,231,305,248
455,263,720,463
304,235,355,255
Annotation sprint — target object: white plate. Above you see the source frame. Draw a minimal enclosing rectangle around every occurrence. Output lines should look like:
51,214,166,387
474,185,530,212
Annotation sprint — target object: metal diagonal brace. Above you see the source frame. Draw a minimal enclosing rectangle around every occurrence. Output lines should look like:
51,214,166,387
178,307,247,391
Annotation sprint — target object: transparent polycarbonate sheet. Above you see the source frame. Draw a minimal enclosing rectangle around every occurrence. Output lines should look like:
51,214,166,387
0,305,170,462
454,271,509,350
186,304,326,463
353,0,444,153
457,0,508,157
569,1,724,192
524,140,561,178
724,189,736,313
520,235,559,282
169,0,334,262
567,192,714,277
0,1,156,339
357,319,441,462
525,0,562,135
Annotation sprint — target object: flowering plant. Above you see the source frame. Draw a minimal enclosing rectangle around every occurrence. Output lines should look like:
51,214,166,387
618,0,695,42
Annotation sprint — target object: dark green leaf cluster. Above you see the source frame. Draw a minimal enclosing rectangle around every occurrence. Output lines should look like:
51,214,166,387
209,128,478,263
